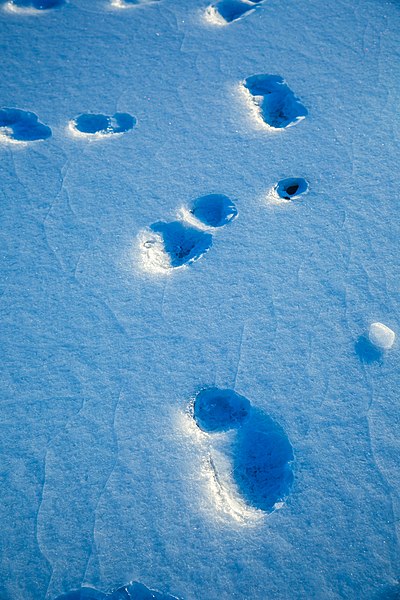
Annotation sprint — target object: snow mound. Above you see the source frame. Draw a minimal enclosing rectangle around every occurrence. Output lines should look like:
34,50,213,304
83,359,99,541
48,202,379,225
368,322,396,350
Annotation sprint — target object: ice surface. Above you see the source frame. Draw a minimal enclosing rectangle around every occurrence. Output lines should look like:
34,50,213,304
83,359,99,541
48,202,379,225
1,0,400,599
369,322,396,350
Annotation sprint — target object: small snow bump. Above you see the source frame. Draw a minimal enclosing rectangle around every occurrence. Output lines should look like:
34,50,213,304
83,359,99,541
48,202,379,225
368,322,395,350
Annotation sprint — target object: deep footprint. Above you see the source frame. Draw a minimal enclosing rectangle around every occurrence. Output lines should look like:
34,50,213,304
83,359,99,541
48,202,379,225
142,221,213,271
0,107,52,142
243,74,308,129
190,194,238,228
205,0,265,25
193,387,294,514
54,581,179,600
70,112,136,138
275,177,308,200
6,0,65,9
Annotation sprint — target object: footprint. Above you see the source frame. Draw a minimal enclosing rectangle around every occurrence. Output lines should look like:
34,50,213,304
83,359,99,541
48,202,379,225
204,0,265,25
54,582,180,600
110,0,160,8
267,177,309,204
243,74,308,129
69,112,136,139
0,107,52,143
4,0,65,11
139,194,237,273
192,388,294,515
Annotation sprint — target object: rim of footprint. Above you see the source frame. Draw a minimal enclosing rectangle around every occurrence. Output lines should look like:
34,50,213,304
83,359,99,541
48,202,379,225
192,387,294,518
140,193,238,273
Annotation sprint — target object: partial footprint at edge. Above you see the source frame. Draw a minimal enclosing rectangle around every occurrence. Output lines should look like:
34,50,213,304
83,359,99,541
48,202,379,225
242,74,308,129
204,0,266,25
0,107,52,143
54,581,180,600
69,112,136,139
4,0,65,12
192,388,294,517
110,0,160,8
139,193,238,273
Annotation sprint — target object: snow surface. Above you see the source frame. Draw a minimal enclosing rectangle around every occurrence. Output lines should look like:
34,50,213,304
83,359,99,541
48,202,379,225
1,0,400,599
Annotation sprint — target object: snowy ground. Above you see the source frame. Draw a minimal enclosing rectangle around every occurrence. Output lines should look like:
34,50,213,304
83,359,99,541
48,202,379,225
1,0,400,598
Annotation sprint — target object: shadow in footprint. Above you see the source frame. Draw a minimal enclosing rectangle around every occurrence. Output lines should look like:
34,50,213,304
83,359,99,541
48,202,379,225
55,582,179,600
206,0,264,24
148,221,213,269
190,194,238,228
0,108,51,142
355,335,383,364
244,74,308,129
275,177,308,200
70,113,136,138
111,0,160,7
193,388,294,514
6,0,65,9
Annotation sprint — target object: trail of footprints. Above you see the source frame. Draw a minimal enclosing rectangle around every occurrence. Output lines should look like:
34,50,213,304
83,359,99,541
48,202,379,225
5,1,397,599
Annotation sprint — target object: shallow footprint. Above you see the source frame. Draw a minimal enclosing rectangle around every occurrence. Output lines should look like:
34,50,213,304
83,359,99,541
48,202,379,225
141,221,213,272
69,112,136,139
193,388,294,515
0,107,52,143
5,0,65,11
189,194,238,228
205,0,265,25
54,582,179,600
243,74,308,129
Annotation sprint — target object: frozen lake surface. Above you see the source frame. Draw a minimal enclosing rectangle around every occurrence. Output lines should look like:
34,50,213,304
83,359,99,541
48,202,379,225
1,0,400,598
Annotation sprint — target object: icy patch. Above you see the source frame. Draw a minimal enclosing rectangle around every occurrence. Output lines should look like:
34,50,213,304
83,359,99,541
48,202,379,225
242,74,308,129
139,221,213,273
204,0,264,26
54,581,180,600
68,112,136,139
0,107,51,143
368,322,395,350
4,0,65,12
190,388,294,517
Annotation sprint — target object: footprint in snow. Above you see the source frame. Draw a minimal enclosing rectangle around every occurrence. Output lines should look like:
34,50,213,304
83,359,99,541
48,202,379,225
4,0,65,11
192,387,294,517
54,581,180,600
139,193,238,273
204,0,266,25
110,0,160,8
0,107,52,143
242,74,308,129
69,112,136,139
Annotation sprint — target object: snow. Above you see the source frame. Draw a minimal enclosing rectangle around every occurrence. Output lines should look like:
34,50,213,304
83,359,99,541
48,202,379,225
1,0,400,599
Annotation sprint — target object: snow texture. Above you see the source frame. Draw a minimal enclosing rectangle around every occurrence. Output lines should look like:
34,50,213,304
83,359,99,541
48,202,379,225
1,0,400,599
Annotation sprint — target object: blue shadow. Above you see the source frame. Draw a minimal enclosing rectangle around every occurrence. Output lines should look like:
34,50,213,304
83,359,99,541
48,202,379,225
355,335,383,364
0,108,51,142
244,74,308,128
150,221,213,268
190,194,238,228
